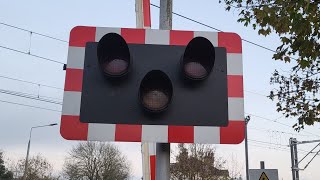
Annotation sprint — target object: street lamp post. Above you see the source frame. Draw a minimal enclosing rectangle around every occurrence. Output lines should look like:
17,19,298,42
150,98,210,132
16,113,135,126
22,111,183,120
22,123,57,180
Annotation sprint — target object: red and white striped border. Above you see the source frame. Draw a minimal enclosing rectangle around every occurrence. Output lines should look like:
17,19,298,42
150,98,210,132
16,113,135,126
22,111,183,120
61,26,245,144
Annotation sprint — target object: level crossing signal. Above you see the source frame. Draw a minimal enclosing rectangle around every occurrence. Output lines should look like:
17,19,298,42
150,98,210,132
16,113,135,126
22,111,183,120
60,26,244,144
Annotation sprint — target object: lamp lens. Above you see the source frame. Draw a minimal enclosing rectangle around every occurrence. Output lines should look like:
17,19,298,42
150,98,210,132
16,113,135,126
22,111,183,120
184,61,208,79
142,90,169,111
102,58,128,76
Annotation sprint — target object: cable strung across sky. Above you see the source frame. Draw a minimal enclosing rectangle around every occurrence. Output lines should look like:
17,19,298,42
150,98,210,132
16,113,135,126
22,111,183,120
0,22,68,43
0,99,61,112
0,74,63,90
0,88,62,105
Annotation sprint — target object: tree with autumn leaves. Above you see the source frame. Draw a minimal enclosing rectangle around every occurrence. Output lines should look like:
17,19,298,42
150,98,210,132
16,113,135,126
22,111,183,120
171,144,242,180
220,0,320,130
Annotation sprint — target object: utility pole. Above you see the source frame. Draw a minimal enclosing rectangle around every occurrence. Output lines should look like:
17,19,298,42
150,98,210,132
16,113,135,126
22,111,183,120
290,138,299,180
156,1,172,180
290,138,320,180
245,116,250,180
159,0,172,30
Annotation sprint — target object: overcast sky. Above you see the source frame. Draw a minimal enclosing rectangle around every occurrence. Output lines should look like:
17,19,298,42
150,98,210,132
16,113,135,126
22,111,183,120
0,0,320,180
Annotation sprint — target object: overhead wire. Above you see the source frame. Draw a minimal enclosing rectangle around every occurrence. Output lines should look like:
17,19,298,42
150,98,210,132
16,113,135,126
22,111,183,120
249,127,311,137
0,22,66,65
247,113,320,137
1,13,294,64
249,139,318,156
0,22,68,43
0,45,65,65
0,74,63,90
0,88,62,105
150,3,290,56
248,139,288,147
250,144,290,153
0,99,61,112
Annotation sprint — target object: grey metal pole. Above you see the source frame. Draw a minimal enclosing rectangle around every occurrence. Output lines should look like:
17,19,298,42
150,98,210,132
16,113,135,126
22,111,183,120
245,116,250,180
290,138,295,180
293,139,300,180
159,0,172,30
156,1,172,180
156,143,170,180
290,138,299,180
